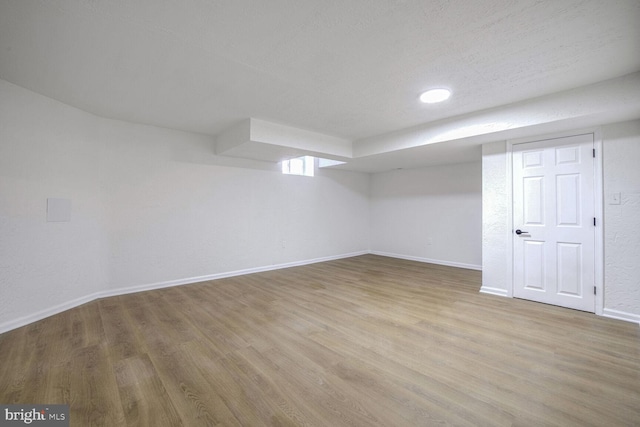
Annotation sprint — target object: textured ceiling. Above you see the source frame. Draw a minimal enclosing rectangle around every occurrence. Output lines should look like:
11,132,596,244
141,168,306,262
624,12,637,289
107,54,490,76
1,0,639,169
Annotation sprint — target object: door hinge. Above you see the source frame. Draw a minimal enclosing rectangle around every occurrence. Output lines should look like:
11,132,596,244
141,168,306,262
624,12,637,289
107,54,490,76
593,217,596,226
594,286,597,295
593,148,596,158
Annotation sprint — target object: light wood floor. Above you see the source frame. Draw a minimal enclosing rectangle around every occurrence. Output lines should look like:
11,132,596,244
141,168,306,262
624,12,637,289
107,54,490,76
1,255,638,426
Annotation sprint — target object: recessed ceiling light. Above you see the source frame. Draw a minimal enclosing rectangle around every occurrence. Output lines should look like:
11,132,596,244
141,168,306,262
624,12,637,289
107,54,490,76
420,88,451,104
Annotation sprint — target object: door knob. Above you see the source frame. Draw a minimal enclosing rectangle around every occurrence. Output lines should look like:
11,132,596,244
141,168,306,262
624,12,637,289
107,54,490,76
515,229,528,235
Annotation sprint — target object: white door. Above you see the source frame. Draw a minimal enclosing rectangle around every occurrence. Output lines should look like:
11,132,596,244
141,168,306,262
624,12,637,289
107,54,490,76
512,134,595,312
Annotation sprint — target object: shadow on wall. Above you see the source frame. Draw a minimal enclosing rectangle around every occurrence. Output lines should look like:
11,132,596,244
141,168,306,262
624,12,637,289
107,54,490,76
371,162,482,198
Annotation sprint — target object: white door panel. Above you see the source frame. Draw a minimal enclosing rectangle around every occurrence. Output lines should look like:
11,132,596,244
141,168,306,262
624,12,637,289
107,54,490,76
513,134,595,312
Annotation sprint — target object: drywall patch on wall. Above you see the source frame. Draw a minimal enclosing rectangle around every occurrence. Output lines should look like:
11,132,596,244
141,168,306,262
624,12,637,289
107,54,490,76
46,198,72,222
370,162,482,269
481,141,509,296
602,120,640,318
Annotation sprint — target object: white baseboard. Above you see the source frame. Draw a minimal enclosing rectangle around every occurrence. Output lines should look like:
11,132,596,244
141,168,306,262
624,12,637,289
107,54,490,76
4,252,637,334
0,292,101,335
602,308,640,325
101,250,370,298
370,251,482,271
479,286,509,297
0,250,369,334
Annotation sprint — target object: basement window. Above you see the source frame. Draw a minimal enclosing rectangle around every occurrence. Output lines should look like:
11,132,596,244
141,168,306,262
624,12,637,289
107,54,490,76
281,156,314,177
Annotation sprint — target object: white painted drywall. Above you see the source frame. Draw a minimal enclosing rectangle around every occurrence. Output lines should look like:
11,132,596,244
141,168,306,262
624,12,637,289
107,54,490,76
602,120,640,320
481,141,509,296
102,119,370,290
0,80,108,324
0,79,370,330
481,120,640,322
370,162,482,269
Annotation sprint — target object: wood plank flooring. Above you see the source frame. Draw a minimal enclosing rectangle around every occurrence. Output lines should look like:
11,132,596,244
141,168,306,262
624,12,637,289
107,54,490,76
1,255,638,426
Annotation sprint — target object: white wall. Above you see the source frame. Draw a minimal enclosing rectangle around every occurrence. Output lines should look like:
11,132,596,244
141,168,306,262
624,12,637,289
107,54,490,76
0,79,370,331
602,120,640,320
102,120,370,290
481,120,640,322
481,142,509,296
0,80,108,328
370,163,482,269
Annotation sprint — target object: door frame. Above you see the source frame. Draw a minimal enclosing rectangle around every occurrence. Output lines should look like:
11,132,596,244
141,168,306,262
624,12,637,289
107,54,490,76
506,128,604,315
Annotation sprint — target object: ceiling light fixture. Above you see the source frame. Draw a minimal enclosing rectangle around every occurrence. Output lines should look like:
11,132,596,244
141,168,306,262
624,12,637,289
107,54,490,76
420,88,451,104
